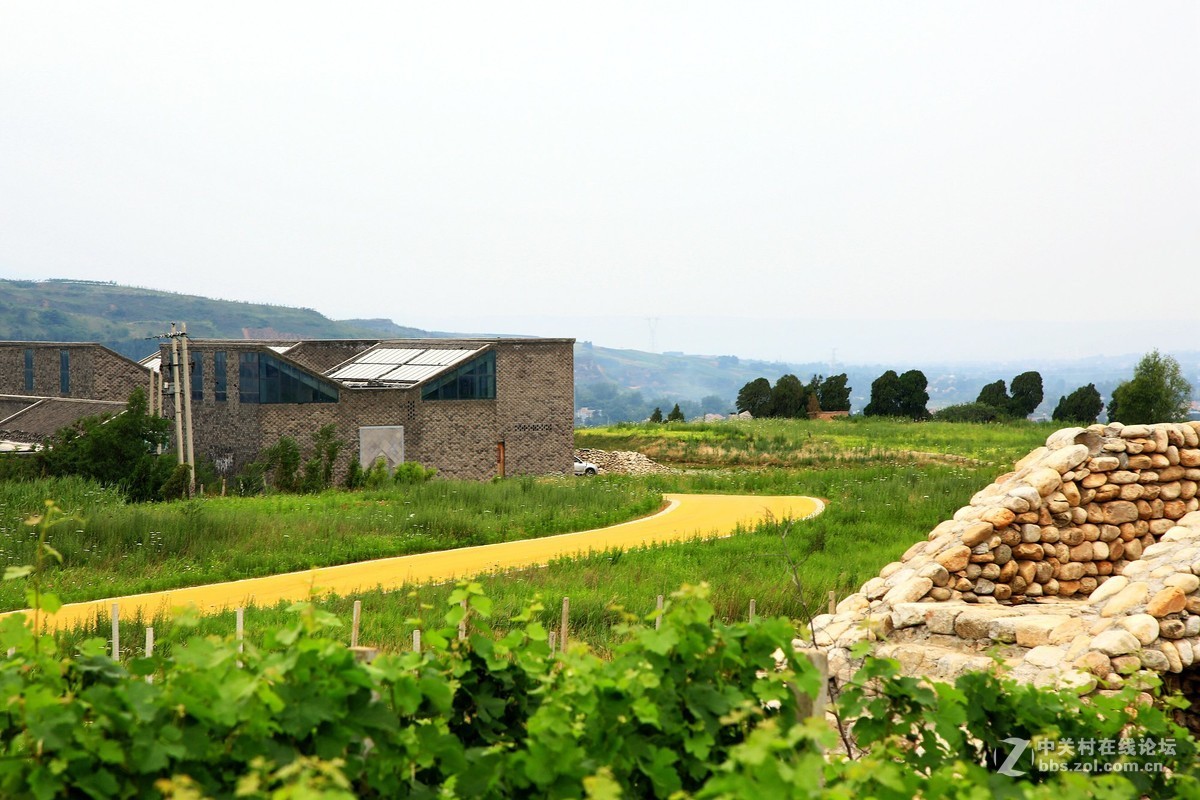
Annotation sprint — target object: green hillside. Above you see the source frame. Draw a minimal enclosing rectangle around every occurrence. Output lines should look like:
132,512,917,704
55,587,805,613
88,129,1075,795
0,279,431,360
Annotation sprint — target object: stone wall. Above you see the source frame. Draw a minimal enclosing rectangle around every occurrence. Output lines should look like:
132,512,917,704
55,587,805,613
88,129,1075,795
813,422,1200,703
168,339,574,481
0,343,148,401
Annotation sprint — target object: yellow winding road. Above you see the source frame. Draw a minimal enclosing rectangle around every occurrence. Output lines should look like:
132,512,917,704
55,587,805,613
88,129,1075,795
17,493,823,631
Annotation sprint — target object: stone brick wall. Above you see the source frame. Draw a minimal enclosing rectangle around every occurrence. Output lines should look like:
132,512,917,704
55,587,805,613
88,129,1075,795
166,339,574,482
91,348,153,402
494,340,575,477
160,342,275,475
812,422,1200,701
0,343,148,401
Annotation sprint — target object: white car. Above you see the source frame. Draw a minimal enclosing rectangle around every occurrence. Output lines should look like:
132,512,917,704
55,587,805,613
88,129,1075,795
573,456,598,476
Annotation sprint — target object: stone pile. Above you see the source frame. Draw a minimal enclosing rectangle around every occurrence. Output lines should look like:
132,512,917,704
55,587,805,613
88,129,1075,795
574,448,674,476
809,422,1200,704
889,422,1200,606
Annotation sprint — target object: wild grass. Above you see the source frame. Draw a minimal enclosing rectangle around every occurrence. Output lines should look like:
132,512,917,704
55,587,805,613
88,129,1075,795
576,416,1052,468
0,476,661,611
48,459,992,658
9,417,1053,655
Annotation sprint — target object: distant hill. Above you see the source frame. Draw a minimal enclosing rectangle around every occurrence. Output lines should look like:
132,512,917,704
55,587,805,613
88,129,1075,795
1,279,1196,422
0,279,433,360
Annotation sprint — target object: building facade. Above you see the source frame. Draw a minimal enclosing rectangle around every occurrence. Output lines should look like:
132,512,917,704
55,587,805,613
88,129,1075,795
157,337,574,480
0,342,152,446
0,342,150,403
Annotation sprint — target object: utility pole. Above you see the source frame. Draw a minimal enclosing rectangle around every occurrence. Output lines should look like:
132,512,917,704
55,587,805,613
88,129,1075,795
169,324,185,467
179,323,196,497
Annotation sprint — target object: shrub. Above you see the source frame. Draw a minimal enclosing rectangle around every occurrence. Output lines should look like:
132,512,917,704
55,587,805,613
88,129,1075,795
394,461,437,485
262,436,301,493
158,463,192,501
0,580,1196,797
933,402,1011,423
235,461,266,496
36,388,171,501
344,456,365,490
363,456,393,490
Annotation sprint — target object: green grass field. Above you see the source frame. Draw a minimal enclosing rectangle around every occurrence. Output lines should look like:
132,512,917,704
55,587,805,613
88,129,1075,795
0,475,661,611
11,417,1058,659
576,416,1051,467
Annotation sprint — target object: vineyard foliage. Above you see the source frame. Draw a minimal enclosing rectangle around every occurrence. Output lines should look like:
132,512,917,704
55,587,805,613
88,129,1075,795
2,582,1200,799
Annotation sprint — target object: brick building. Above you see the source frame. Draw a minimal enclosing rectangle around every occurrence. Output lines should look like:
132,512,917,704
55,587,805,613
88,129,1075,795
154,337,575,480
0,341,151,402
0,342,151,445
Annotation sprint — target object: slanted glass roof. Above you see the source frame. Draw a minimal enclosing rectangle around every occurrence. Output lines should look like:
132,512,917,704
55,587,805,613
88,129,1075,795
326,346,486,387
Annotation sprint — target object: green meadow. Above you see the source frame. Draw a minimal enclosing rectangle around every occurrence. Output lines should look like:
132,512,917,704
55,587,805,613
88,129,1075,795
0,476,660,611
12,417,1057,657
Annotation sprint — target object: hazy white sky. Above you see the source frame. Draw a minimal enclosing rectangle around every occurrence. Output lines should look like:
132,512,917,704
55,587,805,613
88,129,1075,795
2,3,1196,362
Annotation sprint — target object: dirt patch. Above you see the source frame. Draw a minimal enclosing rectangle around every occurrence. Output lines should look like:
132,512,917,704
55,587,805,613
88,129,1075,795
897,450,989,467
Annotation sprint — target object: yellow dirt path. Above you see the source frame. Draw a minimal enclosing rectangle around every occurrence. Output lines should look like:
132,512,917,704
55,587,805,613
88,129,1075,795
19,493,823,632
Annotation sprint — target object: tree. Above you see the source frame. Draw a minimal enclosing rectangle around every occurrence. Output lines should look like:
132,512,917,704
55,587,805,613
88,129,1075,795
1008,371,1044,417
806,393,822,417
666,403,685,422
864,371,902,417
735,378,772,418
649,407,663,423
1052,384,1104,424
897,370,931,420
976,380,1009,410
1108,350,1193,424
817,374,852,412
37,388,173,501
769,374,807,419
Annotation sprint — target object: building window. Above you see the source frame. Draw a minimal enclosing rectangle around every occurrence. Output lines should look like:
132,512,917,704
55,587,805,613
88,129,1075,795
239,351,337,404
239,353,259,403
59,349,70,395
23,349,33,392
190,353,203,402
214,351,227,402
422,351,496,400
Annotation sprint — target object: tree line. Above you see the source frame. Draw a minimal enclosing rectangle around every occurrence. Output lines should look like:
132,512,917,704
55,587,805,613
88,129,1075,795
733,350,1193,426
734,373,852,418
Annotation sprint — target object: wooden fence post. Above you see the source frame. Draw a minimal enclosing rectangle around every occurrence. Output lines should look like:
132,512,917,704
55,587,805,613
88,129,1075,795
350,646,379,663
748,599,756,623
413,629,422,654
351,600,362,648
111,604,120,660
797,651,829,720
560,597,569,653
655,594,664,630
145,627,155,684
236,607,244,668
